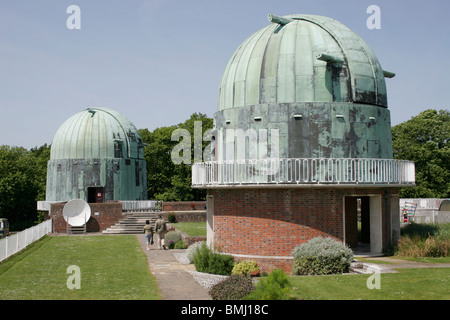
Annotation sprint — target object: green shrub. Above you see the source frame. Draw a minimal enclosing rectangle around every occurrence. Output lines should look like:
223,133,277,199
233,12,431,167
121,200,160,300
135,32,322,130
231,260,260,277
174,240,187,249
401,222,439,238
167,214,177,223
291,237,353,275
396,223,450,257
245,269,291,300
193,242,235,275
209,275,255,300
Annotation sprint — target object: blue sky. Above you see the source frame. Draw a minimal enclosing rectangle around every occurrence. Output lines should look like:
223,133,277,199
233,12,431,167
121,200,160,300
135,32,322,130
0,0,449,149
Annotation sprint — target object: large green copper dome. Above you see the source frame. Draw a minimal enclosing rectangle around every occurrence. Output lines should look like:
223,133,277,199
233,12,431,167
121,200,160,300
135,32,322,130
218,14,390,111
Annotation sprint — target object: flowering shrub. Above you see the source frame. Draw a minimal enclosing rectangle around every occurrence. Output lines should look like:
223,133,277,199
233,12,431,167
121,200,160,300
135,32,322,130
209,275,255,300
231,260,260,277
291,237,353,275
164,230,182,249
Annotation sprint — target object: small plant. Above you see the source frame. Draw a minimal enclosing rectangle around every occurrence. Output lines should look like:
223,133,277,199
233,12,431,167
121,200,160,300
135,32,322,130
291,236,353,275
193,242,235,275
231,260,260,277
174,240,187,249
167,213,177,223
245,269,291,300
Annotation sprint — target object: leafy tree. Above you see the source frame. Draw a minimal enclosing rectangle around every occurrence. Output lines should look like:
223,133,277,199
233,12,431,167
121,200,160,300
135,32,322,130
0,144,50,230
140,113,213,201
392,109,449,198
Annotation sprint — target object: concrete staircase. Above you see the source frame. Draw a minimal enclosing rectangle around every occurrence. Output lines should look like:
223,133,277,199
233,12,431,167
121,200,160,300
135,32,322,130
102,212,158,234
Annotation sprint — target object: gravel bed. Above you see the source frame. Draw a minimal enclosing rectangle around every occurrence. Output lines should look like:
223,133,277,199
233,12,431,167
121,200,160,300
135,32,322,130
172,252,229,290
188,270,229,290
173,252,190,264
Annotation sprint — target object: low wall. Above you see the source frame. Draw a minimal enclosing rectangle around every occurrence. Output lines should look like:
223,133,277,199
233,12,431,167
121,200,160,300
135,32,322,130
159,211,206,223
51,202,123,233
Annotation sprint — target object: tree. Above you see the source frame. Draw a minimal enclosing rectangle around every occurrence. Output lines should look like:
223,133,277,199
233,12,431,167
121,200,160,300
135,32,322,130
140,113,213,201
392,109,449,198
0,144,50,230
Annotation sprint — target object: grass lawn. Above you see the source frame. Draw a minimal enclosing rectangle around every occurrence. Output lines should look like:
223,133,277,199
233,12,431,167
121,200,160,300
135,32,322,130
0,235,162,300
171,222,206,237
289,268,450,300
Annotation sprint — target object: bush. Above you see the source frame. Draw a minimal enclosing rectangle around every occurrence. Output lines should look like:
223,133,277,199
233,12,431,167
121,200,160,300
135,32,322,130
209,275,255,300
291,237,353,275
232,261,260,277
174,240,187,249
165,231,182,249
167,214,177,223
396,223,450,257
193,242,235,275
397,235,449,257
401,222,439,238
186,241,205,263
245,269,291,300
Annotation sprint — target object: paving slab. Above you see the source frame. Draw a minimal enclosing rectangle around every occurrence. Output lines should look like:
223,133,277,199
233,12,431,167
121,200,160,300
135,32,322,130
136,234,211,300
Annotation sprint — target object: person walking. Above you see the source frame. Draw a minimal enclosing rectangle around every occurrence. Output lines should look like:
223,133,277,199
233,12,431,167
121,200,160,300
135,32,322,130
154,215,167,250
143,220,153,250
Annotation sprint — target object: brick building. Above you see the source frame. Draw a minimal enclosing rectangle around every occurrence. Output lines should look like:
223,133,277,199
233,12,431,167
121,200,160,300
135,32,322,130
192,14,415,272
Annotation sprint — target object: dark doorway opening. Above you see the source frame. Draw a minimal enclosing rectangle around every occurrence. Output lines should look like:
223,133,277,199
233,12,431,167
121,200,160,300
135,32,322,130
345,196,370,251
88,187,104,203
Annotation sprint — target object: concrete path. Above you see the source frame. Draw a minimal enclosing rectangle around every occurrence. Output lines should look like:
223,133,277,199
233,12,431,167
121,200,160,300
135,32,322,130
136,234,211,300
363,256,450,272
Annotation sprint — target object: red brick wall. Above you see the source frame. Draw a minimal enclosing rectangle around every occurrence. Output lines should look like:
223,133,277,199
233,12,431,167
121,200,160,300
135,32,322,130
209,187,399,272
51,202,123,233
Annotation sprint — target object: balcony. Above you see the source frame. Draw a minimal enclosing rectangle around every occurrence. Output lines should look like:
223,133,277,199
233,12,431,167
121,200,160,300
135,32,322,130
192,158,415,188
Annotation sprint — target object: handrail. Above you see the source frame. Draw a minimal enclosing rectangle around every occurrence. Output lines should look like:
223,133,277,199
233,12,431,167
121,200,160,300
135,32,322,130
192,158,415,186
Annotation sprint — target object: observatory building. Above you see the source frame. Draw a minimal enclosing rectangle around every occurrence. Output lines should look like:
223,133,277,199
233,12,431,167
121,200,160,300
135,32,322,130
192,14,415,271
45,107,147,203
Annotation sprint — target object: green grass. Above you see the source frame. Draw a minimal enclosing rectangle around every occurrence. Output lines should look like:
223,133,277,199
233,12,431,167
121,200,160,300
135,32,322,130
0,235,162,300
289,268,450,300
171,222,206,237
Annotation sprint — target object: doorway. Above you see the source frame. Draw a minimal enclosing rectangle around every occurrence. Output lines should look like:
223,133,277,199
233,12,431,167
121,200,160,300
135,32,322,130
87,187,104,203
344,195,382,254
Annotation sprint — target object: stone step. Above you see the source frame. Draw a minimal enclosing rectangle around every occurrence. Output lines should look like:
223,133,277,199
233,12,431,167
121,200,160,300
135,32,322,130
102,212,159,235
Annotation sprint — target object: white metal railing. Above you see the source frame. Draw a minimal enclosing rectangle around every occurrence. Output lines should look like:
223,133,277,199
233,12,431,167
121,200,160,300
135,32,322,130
121,200,162,212
192,158,415,187
0,219,52,262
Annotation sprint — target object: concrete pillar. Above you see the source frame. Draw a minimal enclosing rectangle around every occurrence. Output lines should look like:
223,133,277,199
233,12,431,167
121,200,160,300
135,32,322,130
369,195,382,254
206,194,214,247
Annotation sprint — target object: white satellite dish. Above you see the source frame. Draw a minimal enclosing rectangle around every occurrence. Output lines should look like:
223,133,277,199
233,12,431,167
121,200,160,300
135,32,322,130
63,199,91,227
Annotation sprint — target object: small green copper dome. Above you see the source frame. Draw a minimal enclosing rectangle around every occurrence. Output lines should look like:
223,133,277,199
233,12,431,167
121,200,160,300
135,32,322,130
218,14,389,111
46,107,147,202
50,107,144,160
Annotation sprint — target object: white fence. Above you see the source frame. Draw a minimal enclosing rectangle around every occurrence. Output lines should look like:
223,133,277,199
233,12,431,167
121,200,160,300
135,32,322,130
192,158,415,187
0,219,52,262
400,198,450,224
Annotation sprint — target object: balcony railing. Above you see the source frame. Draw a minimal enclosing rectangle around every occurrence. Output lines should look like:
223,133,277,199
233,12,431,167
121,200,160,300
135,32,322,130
192,158,415,187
